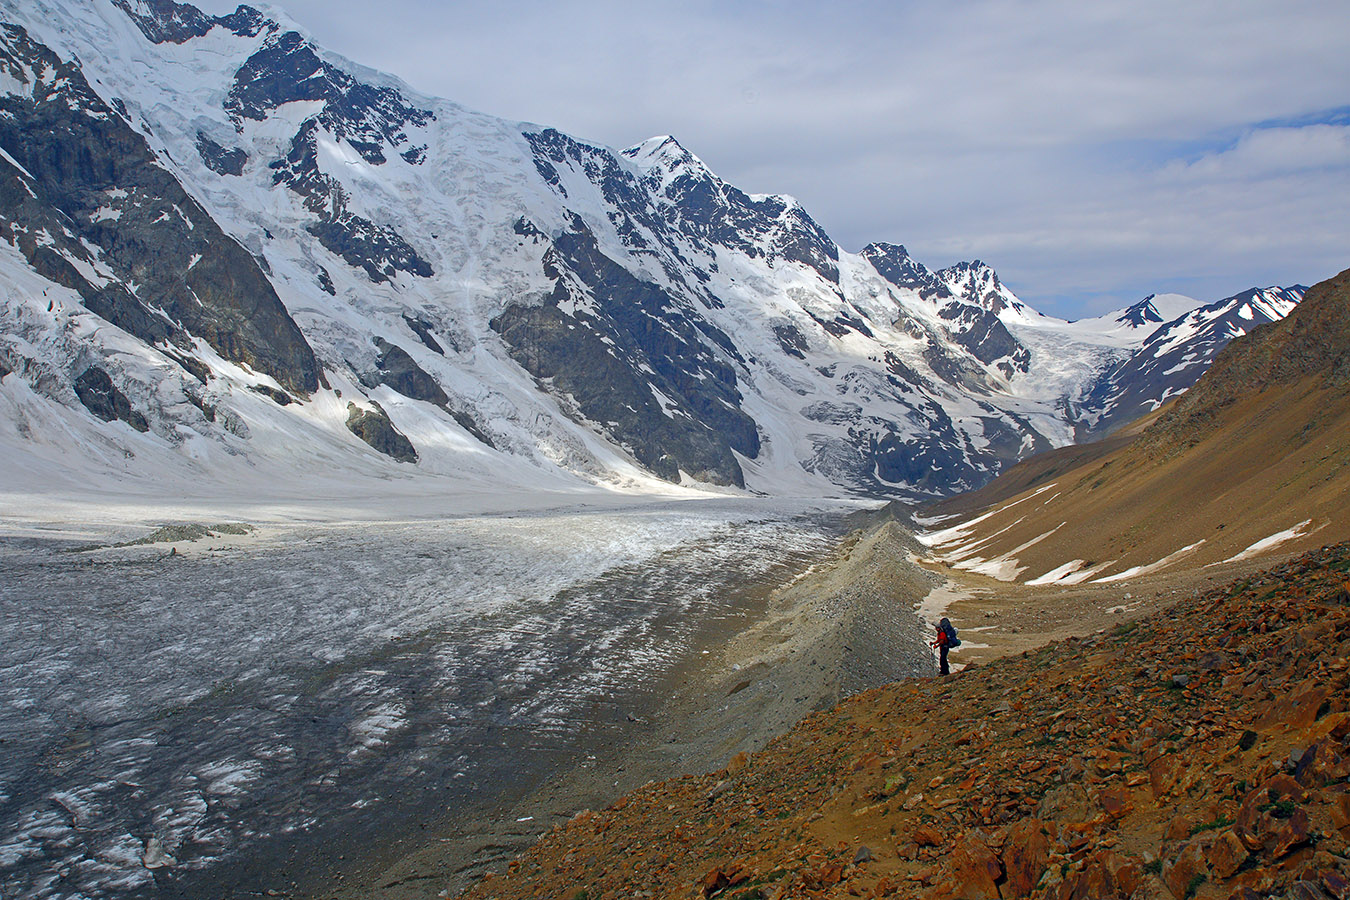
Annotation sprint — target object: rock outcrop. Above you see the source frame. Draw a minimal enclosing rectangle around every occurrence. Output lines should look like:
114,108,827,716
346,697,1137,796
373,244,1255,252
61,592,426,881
346,401,417,462
0,22,320,395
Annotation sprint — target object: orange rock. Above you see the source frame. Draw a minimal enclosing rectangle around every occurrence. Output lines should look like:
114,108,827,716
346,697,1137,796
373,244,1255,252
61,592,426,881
1150,755,1182,798
1206,830,1249,879
1056,854,1114,900
819,862,845,886
1257,684,1331,731
1267,807,1310,858
947,839,1002,900
1096,786,1131,822
1002,818,1050,898
1331,791,1350,833
1111,858,1146,898
700,862,749,897
1163,839,1208,900
1165,814,1198,844
913,825,944,847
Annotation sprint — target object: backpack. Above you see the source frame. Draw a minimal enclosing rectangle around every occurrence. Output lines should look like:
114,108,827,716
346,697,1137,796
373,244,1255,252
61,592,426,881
940,617,961,648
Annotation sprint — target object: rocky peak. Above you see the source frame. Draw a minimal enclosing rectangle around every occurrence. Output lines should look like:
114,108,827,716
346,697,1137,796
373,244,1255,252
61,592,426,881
620,133,841,283
1117,294,1167,327
623,134,713,184
860,242,953,302
225,29,434,165
112,0,270,44
937,259,1017,315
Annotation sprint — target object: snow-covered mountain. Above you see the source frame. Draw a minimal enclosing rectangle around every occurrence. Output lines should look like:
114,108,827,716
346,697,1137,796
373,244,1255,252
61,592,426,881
0,0,1307,501
1073,286,1307,436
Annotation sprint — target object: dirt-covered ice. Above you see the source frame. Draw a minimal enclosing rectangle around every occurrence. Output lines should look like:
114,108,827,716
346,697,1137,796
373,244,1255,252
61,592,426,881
0,497,855,900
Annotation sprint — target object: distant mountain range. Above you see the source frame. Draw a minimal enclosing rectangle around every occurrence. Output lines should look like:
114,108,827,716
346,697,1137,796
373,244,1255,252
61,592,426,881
922,267,1350,580
0,0,1311,500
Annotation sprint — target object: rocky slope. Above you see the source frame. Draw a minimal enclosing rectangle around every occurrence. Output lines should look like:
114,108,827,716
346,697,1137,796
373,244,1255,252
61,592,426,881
458,542,1350,900
918,267,1350,584
0,0,1307,501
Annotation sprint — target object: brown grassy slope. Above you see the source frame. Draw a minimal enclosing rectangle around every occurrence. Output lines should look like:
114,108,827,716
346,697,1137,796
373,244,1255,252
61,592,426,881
920,267,1350,583
926,408,1165,520
1142,267,1350,454
460,543,1350,900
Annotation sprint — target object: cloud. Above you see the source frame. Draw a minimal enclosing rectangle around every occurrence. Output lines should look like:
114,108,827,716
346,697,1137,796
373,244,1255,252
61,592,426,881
1163,125,1350,181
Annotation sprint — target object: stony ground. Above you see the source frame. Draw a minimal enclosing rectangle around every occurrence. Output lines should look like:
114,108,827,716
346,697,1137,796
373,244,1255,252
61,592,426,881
458,543,1350,900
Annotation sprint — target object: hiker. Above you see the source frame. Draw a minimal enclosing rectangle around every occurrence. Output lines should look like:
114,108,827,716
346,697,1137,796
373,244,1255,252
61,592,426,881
931,617,959,676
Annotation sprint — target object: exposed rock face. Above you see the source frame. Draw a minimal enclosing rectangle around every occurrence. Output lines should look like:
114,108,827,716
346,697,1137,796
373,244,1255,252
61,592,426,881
111,0,268,44
73,367,148,432
372,338,449,406
937,301,1031,377
866,242,1030,382
195,131,247,176
401,315,445,355
229,26,436,283
368,338,493,447
0,23,319,395
493,220,758,486
861,242,953,302
269,119,433,283
345,401,416,462
623,136,841,285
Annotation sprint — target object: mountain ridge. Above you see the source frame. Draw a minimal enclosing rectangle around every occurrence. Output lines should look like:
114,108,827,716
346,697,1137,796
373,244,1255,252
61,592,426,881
0,0,1314,502
920,266,1350,585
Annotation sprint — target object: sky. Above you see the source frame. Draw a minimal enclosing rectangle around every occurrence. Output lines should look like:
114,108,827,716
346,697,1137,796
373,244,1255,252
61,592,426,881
199,0,1350,318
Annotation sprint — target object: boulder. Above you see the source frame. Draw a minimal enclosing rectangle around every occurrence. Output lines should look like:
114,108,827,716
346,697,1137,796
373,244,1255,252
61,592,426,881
1003,818,1051,898
1206,830,1249,879
1162,839,1208,900
345,401,418,462
914,825,944,847
947,840,1002,900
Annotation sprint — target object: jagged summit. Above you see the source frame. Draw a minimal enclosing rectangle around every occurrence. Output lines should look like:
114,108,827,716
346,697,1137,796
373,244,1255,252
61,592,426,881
935,258,1032,319
1115,292,1202,328
860,242,953,302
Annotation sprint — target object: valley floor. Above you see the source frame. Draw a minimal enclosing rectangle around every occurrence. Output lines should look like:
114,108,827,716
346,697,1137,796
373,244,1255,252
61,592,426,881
0,491,921,900
311,515,938,900
456,539,1350,900
450,523,1350,900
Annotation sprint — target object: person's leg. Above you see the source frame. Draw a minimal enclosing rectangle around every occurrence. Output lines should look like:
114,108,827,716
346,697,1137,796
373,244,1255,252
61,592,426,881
939,644,949,676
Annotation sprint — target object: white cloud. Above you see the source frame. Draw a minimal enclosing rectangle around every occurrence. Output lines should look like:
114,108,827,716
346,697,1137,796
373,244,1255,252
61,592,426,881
1163,125,1350,181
